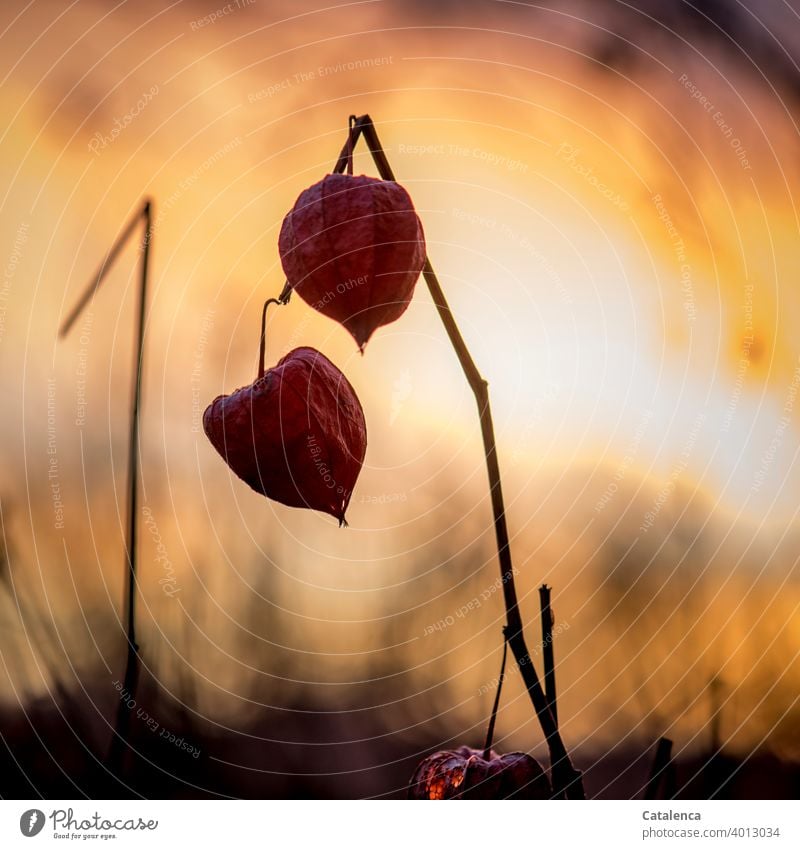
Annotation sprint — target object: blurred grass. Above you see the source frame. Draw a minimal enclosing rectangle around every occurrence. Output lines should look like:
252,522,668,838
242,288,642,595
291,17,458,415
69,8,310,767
1,461,798,798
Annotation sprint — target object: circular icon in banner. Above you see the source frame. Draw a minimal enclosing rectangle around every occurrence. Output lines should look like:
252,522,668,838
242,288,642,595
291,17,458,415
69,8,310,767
19,810,46,837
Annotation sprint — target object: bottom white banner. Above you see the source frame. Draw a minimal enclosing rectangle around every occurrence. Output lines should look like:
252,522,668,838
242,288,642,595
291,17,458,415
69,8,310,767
1,800,796,848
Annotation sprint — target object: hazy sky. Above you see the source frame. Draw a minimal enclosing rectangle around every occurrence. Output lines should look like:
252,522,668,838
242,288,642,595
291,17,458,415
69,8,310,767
1,0,799,755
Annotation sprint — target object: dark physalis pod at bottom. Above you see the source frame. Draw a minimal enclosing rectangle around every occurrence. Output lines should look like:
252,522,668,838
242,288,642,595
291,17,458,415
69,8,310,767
408,745,551,799
203,346,367,524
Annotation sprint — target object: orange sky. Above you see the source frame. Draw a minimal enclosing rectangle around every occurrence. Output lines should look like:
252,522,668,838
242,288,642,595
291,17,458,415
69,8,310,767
1,0,799,755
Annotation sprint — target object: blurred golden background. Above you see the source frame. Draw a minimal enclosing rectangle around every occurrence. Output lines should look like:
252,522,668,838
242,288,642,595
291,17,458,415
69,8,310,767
0,0,799,797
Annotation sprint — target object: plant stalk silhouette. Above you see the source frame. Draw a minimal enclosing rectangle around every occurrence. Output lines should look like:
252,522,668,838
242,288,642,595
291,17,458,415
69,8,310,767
275,115,584,798
59,199,153,778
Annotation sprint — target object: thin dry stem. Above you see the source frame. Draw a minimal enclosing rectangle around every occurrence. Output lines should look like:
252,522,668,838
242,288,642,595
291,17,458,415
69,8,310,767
333,115,584,798
539,584,558,728
483,633,508,759
60,199,152,780
644,737,674,800
258,298,283,379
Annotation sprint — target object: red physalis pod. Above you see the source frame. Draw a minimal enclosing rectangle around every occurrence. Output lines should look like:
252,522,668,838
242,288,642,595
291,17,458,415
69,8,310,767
408,746,550,800
203,347,367,524
279,173,426,351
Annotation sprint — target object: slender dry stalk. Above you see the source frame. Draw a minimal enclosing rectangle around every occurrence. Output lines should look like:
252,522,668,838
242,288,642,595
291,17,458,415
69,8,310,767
60,199,153,777
644,737,674,800
257,296,288,379
482,632,508,759
325,114,584,798
539,584,558,727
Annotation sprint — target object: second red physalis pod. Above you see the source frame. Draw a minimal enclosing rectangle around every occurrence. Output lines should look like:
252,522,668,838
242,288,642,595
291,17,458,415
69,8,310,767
203,346,366,525
279,173,426,351
408,745,550,799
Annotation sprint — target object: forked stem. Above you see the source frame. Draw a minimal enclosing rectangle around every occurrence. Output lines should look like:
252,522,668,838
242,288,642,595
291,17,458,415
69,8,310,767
60,199,153,780
330,115,584,799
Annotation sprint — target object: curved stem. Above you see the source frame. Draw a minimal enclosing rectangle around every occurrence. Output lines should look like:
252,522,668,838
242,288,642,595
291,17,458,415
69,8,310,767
258,298,283,379
110,201,152,779
483,632,508,759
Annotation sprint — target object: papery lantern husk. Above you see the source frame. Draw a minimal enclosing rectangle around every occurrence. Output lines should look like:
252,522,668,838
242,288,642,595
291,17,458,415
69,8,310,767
408,746,551,800
279,173,426,351
203,346,367,523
